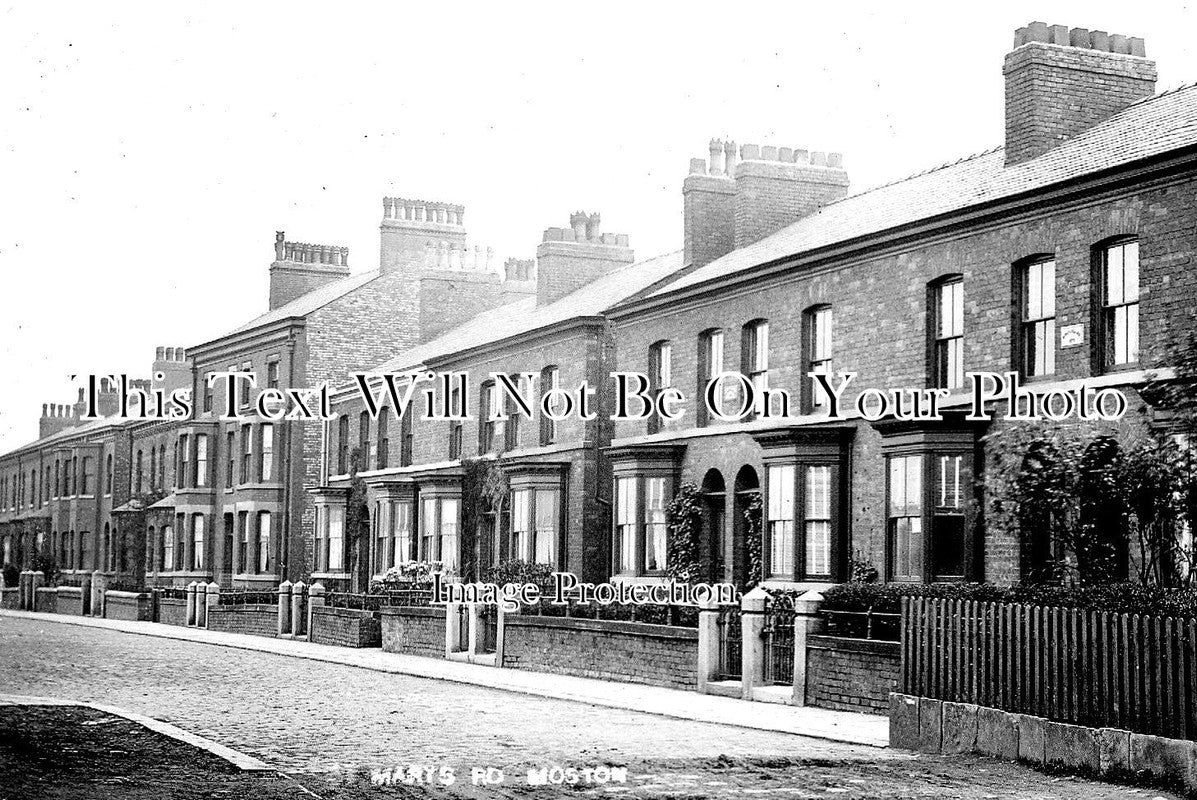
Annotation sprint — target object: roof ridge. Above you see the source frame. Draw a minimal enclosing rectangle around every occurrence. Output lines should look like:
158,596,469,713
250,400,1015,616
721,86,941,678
837,146,1003,203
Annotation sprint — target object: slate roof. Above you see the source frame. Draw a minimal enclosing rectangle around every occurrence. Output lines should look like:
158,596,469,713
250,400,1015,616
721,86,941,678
371,249,684,372
2,416,129,459
222,269,383,337
647,83,1197,299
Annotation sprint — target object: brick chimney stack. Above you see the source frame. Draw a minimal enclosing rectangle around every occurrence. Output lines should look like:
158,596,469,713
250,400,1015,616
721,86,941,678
379,197,467,275
683,139,849,268
1004,23,1156,165
268,231,351,310
536,213,634,306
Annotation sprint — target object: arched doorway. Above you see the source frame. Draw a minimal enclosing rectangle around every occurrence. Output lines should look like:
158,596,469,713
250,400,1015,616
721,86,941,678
732,466,761,588
700,469,726,583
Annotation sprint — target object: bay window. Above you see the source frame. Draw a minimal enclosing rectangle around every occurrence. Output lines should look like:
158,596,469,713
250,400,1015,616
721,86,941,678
768,464,796,577
192,514,206,571
394,501,412,566
257,511,271,574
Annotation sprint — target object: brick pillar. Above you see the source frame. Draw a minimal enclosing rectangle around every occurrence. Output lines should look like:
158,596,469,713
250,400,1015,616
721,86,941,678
91,572,108,617
696,595,722,693
740,587,769,701
277,580,292,636
195,582,207,626
30,571,45,611
290,580,307,636
307,582,325,639
791,590,826,706
445,602,463,657
468,603,483,656
18,570,30,610
204,582,219,628
185,581,197,626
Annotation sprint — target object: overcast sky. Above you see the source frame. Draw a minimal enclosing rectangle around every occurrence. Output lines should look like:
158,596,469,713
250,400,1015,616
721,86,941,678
1,2,1195,452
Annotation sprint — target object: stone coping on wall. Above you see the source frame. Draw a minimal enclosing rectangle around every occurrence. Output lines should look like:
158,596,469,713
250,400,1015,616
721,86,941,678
807,635,899,656
890,692,1197,792
504,614,699,641
55,586,84,596
378,606,442,619
105,590,149,599
312,605,378,619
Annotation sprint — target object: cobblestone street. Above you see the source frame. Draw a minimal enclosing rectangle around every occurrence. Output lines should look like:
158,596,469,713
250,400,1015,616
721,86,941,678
0,617,1179,798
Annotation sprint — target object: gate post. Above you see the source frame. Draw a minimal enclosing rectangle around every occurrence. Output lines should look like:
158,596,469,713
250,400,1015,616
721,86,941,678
740,586,769,701
290,580,307,636
696,594,721,693
195,582,208,627
445,602,463,657
18,570,31,610
307,583,325,638
791,589,826,706
185,581,197,626
30,571,45,611
277,580,292,636
204,582,220,629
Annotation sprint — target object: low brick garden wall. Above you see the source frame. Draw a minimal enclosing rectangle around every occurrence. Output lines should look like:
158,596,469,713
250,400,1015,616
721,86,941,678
310,606,381,648
805,635,900,714
33,587,56,614
502,615,699,690
891,693,1197,792
104,591,152,622
0,588,18,609
55,586,85,616
380,607,445,658
206,604,277,637
156,597,188,626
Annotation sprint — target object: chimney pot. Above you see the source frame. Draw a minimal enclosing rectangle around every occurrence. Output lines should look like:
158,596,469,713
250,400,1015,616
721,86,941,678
723,140,738,178
1027,21,1050,43
586,212,601,242
570,211,588,241
778,146,794,162
1049,24,1069,45
1069,27,1091,47
689,157,707,175
761,145,779,161
1090,30,1109,51
1129,37,1146,57
740,143,760,161
1110,34,1129,55
708,139,724,176
794,149,810,164
811,151,827,167
827,153,843,168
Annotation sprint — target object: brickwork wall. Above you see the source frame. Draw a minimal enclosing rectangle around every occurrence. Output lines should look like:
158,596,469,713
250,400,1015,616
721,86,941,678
805,635,900,714
612,178,1197,584
502,616,698,690
104,592,151,622
55,588,85,616
733,161,849,249
0,588,18,609
379,607,445,658
206,604,277,637
157,597,187,626
310,605,381,648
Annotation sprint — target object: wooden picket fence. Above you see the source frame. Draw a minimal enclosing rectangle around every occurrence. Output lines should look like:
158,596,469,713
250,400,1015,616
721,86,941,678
900,596,1197,740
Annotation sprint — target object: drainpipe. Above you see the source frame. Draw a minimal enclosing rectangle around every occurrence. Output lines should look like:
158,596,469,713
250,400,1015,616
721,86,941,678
281,333,297,581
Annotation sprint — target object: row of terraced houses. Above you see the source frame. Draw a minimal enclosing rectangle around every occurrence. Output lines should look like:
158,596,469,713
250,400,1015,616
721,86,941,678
5,22,1197,601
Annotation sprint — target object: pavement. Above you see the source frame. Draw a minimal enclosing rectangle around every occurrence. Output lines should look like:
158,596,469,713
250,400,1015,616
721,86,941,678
0,608,888,747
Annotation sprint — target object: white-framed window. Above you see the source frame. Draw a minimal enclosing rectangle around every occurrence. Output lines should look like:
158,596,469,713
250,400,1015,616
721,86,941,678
743,320,769,414
804,465,832,577
257,511,271,574
439,498,459,571
420,497,437,561
615,477,638,574
534,488,559,565
394,501,412,567
326,506,345,571
933,278,964,390
806,306,833,413
1020,258,1056,377
644,477,668,573
540,366,561,445
511,488,532,561
888,455,924,581
260,423,274,482
1102,240,1140,368
194,434,208,488
192,514,206,571
768,464,795,577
